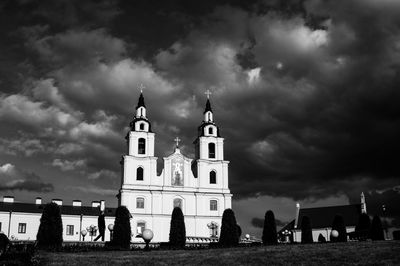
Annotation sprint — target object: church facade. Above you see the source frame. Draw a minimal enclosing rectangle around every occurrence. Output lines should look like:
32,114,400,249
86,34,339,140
118,92,232,242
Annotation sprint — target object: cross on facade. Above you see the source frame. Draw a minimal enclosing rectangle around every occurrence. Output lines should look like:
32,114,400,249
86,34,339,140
205,89,212,99
138,83,145,93
174,137,181,147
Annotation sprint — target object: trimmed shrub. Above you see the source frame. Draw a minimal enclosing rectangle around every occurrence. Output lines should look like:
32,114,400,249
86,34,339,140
355,213,371,240
370,215,384,240
393,230,400,240
0,233,10,256
318,233,326,243
36,202,63,249
331,214,347,242
112,206,132,249
219,209,239,247
262,210,278,245
301,216,313,244
237,224,242,239
169,207,186,248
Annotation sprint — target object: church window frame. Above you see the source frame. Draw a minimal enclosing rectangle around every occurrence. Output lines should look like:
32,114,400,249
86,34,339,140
210,170,217,184
138,138,146,154
136,221,146,236
136,167,144,181
66,225,74,236
208,143,216,159
136,197,145,209
210,200,218,211
139,123,145,130
18,223,26,234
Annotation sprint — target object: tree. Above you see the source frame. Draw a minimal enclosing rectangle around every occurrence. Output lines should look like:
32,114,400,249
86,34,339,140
355,213,371,240
370,215,384,240
112,206,132,249
36,202,63,249
236,224,242,239
301,216,313,244
262,210,277,245
169,207,186,248
331,214,347,242
219,209,239,247
0,233,10,257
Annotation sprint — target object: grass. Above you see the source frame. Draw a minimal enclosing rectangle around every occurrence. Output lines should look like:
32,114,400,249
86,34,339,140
34,240,400,266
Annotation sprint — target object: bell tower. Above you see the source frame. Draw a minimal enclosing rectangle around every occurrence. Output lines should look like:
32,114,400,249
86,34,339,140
120,86,158,207
193,90,230,192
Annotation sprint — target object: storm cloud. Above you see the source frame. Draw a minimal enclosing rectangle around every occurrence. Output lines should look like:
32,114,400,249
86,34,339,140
0,0,399,233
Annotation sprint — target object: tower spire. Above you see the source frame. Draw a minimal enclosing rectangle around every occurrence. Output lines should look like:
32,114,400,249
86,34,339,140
203,89,213,122
361,192,367,214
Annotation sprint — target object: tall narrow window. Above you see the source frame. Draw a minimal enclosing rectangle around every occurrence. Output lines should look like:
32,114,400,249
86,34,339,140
208,143,215,158
139,123,145,130
136,167,144,181
18,223,26,234
173,198,182,209
208,127,213,135
136,197,144,209
210,200,218,211
138,138,146,154
210,171,216,184
137,222,146,235
66,225,74,235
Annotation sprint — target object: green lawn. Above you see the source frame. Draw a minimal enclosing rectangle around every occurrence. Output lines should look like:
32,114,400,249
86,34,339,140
35,241,400,266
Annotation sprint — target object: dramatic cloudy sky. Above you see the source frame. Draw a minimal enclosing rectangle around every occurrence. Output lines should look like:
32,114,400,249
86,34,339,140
1,0,400,236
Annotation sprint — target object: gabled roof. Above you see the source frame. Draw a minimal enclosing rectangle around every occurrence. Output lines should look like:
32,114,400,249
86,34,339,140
0,202,116,217
278,220,295,234
296,204,361,229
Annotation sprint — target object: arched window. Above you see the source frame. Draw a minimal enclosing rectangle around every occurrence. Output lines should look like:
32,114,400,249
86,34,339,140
210,200,218,211
138,138,146,154
173,198,182,209
210,171,216,184
208,127,213,135
139,123,145,130
136,167,144,181
136,197,144,209
208,143,215,158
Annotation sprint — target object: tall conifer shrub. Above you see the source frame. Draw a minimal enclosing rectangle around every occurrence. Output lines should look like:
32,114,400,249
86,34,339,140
37,203,63,249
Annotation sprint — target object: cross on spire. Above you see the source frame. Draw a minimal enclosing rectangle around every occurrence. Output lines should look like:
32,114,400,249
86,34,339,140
205,89,212,99
138,83,145,93
174,137,181,147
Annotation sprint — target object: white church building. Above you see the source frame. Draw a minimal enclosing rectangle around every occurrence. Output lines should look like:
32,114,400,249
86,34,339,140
118,91,232,242
0,91,232,243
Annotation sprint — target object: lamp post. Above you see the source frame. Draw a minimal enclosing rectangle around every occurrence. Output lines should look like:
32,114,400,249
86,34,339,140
87,224,98,241
81,230,87,242
142,229,153,251
108,224,114,242
382,204,387,240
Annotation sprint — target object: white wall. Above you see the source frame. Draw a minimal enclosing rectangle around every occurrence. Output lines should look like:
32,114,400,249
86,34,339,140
293,226,357,242
0,211,115,242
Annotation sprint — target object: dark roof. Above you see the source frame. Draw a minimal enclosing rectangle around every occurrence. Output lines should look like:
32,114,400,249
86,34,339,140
203,99,212,113
196,122,221,138
129,117,152,132
136,93,146,109
0,202,116,217
297,204,361,229
278,220,295,234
